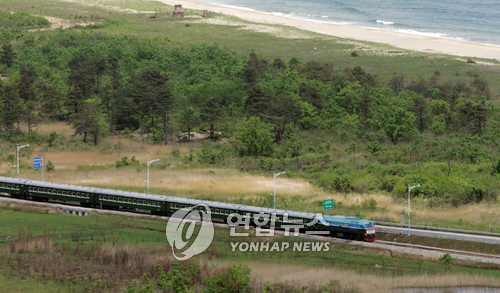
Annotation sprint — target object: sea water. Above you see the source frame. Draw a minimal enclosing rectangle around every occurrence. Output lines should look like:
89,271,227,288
196,0,500,47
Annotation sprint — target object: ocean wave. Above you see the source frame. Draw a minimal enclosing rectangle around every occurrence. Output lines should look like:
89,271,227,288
376,19,394,25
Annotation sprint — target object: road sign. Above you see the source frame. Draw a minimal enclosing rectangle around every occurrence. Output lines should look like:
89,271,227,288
323,199,334,209
34,157,41,169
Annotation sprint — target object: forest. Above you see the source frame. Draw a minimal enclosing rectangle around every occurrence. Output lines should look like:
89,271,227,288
1,13,499,207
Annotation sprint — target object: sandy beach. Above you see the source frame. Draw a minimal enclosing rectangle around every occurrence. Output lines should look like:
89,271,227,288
157,0,500,62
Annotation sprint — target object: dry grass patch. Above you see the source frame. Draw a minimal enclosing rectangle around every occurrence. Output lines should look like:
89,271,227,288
19,168,318,197
245,261,500,293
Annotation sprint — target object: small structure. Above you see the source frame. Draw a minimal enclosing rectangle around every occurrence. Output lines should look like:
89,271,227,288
59,206,91,216
173,5,184,17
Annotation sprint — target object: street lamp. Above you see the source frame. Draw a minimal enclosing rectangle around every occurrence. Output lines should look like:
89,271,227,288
273,171,285,210
146,158,160,195
14,144,29,178
405,184,420,236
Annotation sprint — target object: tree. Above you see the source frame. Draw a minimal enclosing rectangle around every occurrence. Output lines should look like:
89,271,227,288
241,52,267,85
376,101,417,144
177,102,200,141
244,86,270,120
0,43,16,68
405,91,430,133
268,94,303,142
299,82,325,110
70,99,106,145
39,82,64,121
389,74,404,95
17,65,39,133
198,81,224,141
234,117,274,157
0,84,21,136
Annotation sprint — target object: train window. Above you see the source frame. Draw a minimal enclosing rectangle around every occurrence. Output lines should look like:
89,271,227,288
113,197,116,201
1,184,4,187
175,204,179,208
118,198,122,202
214,209,218,214
142,200,146,204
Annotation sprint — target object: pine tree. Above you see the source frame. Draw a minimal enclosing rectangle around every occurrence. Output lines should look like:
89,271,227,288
0,43,16,68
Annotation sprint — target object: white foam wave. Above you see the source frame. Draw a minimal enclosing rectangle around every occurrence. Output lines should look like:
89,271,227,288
206,1,499,47
376,19,394,25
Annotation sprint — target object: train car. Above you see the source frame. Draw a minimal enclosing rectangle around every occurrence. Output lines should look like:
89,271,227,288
0,177,29,197
165,196,241,220
96,188,166,215
24,180,96,206
237,205,316,230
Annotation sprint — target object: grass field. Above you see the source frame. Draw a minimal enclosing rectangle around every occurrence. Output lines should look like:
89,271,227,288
1,201,500,292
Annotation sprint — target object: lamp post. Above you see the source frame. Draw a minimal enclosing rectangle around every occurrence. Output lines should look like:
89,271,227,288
146,158,160,195
406,184,420,236
15,144,29,178
273,171,285,210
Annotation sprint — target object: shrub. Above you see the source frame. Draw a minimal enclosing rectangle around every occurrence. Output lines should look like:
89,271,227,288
46,160,55,171
172,148,180,157
317,172,353,193
203,264,252,293
441,253,454,271
361,197,377,210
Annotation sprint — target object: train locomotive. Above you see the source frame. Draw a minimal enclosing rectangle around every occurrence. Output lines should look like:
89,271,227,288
0,176,376,241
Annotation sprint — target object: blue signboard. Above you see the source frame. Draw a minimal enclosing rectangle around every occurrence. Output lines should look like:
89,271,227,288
34,157,41,169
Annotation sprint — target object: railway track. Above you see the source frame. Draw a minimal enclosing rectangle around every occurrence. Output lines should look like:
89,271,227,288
1,195,500,264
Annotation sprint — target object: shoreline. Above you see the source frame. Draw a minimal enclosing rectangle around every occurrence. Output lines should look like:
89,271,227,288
156,0,500,62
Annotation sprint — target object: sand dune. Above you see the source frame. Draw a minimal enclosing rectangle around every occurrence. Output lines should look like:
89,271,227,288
157,0,500,62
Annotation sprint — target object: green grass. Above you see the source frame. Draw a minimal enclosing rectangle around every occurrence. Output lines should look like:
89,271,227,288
2,202,500,291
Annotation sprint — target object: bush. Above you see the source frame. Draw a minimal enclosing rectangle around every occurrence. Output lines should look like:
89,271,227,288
317,172,353,193
46,160,55,171
361,197,377,210
203,264,252,293
116,156,139,168
441,253,454,271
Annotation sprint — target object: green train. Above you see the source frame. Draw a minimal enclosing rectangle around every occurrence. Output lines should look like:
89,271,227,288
0,176,376,241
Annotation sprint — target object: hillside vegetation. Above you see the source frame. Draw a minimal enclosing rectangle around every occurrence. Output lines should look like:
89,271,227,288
1,19,499,207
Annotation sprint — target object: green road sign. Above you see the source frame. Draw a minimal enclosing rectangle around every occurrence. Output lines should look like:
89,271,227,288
323,199,334,209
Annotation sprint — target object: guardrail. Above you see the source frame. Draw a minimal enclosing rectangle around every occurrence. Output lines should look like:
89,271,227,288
374,221,500,237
